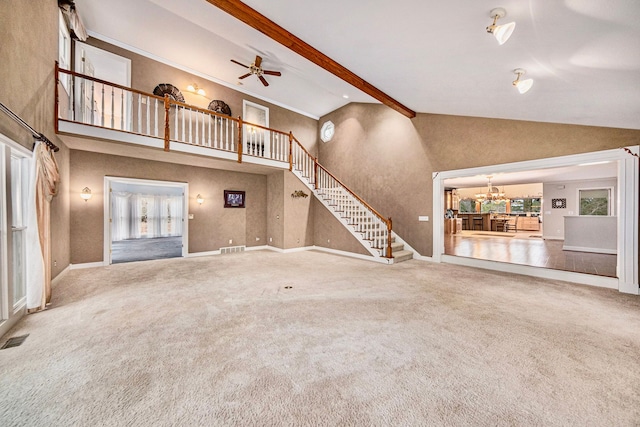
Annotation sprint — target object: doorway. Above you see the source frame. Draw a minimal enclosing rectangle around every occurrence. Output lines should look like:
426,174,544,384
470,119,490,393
104,177,188,264
432,147,639,294
74,42,132,131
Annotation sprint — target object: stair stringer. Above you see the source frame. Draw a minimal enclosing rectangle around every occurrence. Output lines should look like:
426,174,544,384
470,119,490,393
290,169,393,264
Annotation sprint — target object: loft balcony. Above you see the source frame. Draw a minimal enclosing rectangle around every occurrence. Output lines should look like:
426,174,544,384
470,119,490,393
55,65,295,170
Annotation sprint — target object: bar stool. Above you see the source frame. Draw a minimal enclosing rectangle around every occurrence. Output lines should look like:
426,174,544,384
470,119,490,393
461,216,469,230
473,216,483,230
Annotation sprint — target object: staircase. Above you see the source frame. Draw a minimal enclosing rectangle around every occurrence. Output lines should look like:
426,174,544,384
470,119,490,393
290,147,414,263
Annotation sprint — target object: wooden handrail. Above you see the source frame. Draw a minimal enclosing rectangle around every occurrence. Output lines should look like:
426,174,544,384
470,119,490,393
316,163,390,229
57,67,164,101
292,135,315,158
59,68,281,140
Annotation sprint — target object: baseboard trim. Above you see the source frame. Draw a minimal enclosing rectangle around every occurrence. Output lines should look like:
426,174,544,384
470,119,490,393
562,245,617,255
51,265,71,288
69,262,105,270
186,250,221,258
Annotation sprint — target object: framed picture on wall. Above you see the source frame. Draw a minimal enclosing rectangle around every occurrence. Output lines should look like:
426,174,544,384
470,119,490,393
224,190,245,208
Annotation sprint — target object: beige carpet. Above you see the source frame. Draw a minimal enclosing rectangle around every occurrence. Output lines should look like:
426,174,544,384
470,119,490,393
1,251,639,426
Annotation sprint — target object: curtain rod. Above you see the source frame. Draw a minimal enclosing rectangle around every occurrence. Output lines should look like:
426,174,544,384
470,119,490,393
0,102,59,152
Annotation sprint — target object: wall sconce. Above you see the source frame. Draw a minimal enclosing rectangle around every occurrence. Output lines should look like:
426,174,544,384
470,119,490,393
187,83,206,97
196,194,204,205
486,8,516,45
81,187,92,202
513,68,534,94
291,190,309,199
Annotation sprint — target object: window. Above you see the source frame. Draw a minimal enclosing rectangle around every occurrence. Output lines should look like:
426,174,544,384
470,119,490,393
480,200,507,213
242,100,269,156
579,188,612,216
58,11,71,91
510,198,541,214
10,155,29,306
0,133,32,337
458,198,475,213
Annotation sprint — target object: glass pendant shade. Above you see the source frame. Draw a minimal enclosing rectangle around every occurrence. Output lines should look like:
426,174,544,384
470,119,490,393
515,78,534,94
493,21,516,45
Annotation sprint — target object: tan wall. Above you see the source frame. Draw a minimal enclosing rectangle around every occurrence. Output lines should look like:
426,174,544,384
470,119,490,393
318,103,640,256
283,172,314,248
70,150,267,264
313,198,370,256
85,38,319,156
0,0,70,278
266,172,285,248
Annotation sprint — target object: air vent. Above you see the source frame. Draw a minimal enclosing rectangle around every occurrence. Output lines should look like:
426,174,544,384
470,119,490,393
220,245,246,254
1,334,29,350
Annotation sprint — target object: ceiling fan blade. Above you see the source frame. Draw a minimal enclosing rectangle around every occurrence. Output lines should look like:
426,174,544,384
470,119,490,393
262,70,281,76
254,55,263,68
230,59,249,68
258,75,269,87
238,73,252,79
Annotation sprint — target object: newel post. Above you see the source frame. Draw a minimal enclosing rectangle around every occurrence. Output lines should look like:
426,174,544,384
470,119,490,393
386,217,393,258
237,116,243,163
314,157,319,190
163,95,170,152
54,61,59,134
288,131,293,171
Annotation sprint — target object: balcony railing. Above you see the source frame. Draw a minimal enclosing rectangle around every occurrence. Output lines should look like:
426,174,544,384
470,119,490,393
55,63,393,259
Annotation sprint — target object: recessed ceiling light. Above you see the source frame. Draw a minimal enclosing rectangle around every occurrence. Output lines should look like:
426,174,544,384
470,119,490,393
342,94,349,99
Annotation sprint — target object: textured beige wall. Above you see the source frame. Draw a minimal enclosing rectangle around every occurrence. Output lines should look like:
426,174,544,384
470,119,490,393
266,172,285,248
70,150,267,264
318,103,640,256
313,198,370,256
283,172,314,248
0,0,71,278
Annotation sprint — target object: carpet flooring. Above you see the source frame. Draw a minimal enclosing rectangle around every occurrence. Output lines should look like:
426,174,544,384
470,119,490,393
1,251,639,426
111,236,183,264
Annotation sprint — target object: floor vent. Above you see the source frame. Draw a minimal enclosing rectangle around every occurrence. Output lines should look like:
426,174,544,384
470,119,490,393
1,334,29,350
221,245,246,254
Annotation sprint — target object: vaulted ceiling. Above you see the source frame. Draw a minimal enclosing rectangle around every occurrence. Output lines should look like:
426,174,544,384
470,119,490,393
78,0,640,129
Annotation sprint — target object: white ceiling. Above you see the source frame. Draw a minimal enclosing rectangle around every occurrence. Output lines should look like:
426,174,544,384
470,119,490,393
77,0,640,128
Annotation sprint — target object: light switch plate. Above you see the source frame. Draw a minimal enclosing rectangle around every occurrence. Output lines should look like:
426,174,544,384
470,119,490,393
188,214,194,219
418,216,429,222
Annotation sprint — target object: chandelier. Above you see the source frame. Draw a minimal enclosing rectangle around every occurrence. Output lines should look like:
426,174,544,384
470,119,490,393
475,176,506,202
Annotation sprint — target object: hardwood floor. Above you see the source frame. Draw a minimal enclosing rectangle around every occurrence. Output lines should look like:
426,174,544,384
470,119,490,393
444,230,617,277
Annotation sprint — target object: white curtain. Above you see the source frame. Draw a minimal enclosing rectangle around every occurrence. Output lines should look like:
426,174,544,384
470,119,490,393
129,193,142,239
25,143,45,309
111,192,131,241
25,141,59,311
111,192,183,241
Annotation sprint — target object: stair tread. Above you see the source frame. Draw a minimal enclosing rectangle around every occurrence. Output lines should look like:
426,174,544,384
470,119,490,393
392,249,413,257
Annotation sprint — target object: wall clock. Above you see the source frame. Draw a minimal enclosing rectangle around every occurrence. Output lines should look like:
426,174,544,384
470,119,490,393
320,120,335,143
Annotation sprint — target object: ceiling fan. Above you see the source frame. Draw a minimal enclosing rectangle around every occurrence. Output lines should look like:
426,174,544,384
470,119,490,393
231,55,281,87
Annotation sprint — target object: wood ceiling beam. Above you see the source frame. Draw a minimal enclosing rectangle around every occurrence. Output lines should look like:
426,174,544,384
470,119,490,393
205,0,416,119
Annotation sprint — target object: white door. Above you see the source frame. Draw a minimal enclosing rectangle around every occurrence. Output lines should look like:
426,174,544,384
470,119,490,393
74,42,132,131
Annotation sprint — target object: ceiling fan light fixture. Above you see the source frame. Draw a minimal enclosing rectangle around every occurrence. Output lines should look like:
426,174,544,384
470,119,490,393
487,8,515,45
513,68,534,94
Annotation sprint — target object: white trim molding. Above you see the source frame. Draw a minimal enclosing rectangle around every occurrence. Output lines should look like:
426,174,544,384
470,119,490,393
433,146,639,295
